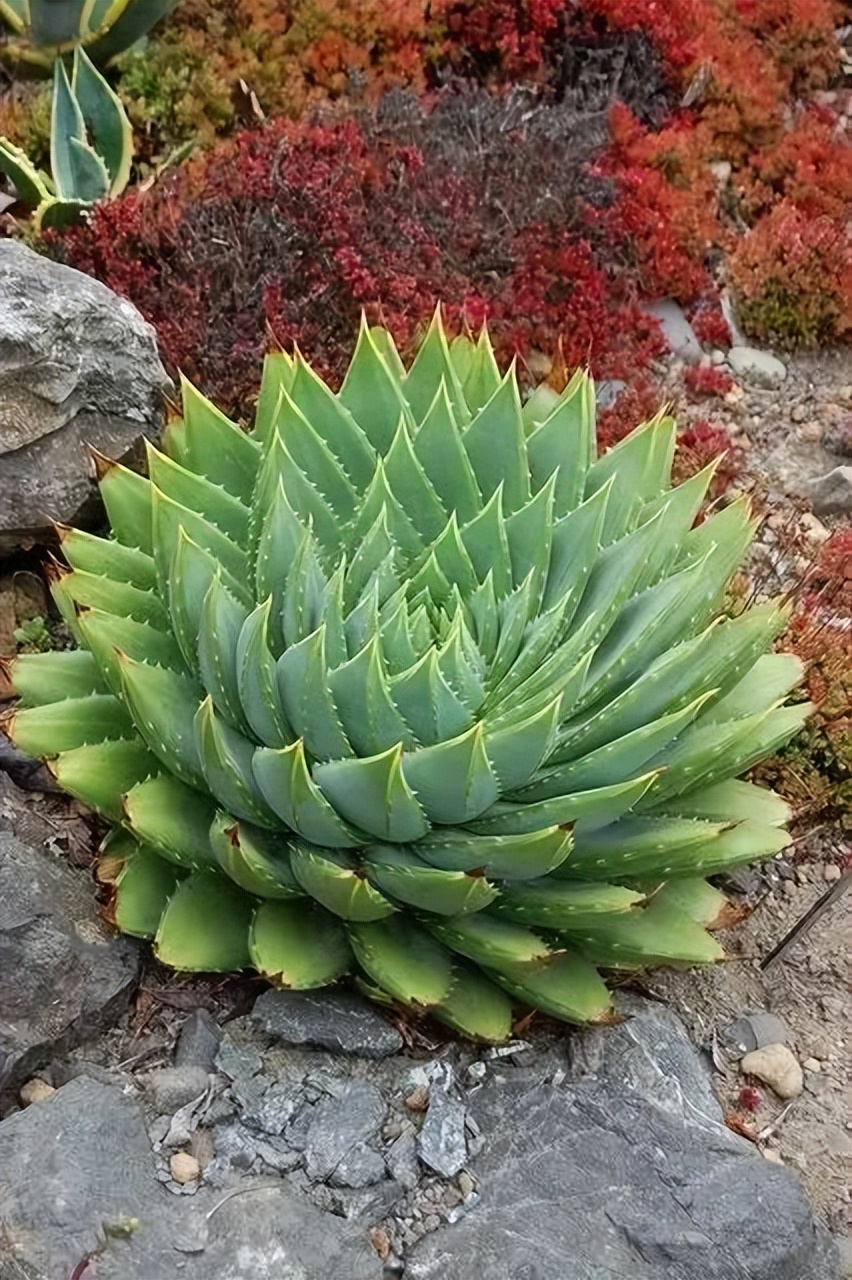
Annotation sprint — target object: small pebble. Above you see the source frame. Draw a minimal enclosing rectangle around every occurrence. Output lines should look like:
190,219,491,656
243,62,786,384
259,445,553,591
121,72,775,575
169,1152,200,1185
763,1149,784,1165
740,1044,803,1100
802,1058,822,1073
19,1079,55,1106
823,864,841,882
405,1085,430,1112
458,1171,476,1198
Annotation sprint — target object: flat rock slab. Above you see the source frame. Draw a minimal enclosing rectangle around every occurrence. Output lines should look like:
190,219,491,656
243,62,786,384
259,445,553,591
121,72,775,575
252,988,403,1058
408,1000,841,1280
0,832,140,1093
0,1077,382,1280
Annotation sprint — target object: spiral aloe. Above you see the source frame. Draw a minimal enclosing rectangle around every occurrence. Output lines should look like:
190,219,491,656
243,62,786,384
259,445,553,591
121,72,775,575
6,313,808,1040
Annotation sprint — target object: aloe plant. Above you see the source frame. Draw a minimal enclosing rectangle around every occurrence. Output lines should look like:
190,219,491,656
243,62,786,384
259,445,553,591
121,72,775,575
0,46,133,229
6,314,808,1040
0,0,178,72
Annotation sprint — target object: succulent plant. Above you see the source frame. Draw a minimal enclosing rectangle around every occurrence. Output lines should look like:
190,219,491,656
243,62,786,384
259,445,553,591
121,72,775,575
0,46,132,229
5,314,808,1040
0,0,179,73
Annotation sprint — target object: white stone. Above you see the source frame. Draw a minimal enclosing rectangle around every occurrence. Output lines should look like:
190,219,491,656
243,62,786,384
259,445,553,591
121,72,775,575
169,1152,200,1185
740,1044,803,1099
19,1079,55,1106
727,346,787,387
645,299,702,364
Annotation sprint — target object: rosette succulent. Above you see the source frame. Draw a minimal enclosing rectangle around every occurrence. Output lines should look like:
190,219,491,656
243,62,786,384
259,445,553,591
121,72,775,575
6,313,808,1041
0,0,179,73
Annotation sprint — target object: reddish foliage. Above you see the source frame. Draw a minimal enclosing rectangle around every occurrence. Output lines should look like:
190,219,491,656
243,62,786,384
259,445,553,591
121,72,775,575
671,419,738,496
683,365,735,398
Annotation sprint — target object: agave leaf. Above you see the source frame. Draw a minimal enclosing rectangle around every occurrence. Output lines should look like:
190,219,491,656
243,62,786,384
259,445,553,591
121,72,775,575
155,869,254,971
699,653,803,723
654,778,791,826
50,55,87,200
50,738,159,819
236,599,294,747
209,813,303,899
250,899,352,987
253,350,295,444
413,382,482,523
67,136,110,203
290,844,396,921
428,913,554,967
339,317,412,454
458,326,502,416
253,475,313,641
329,637,418,756
484,697,560,791
430,513,479,598
123,773,217,868
389,648,473,747
505,473,555,599
568,895,725,969
178,377,260,503
585,415,675,545
288,355,377,491
460,486,513,598
526,371,595,515
641,877,728,928
463,369,530,513
563,814,731,880
494,879,642,929
416,826,570,879
0,136,52,205
168,528,250,673
53,567,168,632
83,0,179,64
383,419,448,543
10,693,134,757
96,457,154,553
58,526,157,590
71,46,131,194
194,696,277,827
277,626,353,761
569,506,667,644
146,442,250,546
362,844,498,915
275,387,359,522
464,572,500,664
465,772,658,835
11,649,107,706
402,723,499,824
403,309,470,427
313,744,430,844
347,916,454,1007
485,950,612,1024
115,845,186,939
118,655,206,790
541,481,609,617
436,615,485,711
345,462,424,565
197,574,251,734
252,740,367,848
343,509,398,610
433,964,513,1042
152,487,248,598
77,607,185,692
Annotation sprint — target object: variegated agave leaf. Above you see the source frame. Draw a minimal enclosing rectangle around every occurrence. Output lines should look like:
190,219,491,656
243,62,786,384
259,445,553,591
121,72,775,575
7,310,808,1042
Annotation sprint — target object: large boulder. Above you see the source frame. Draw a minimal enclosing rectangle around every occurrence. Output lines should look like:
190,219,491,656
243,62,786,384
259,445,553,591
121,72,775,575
0,241,171,551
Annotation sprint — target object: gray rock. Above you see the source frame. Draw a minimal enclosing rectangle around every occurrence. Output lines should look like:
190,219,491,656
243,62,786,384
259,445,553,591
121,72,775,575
417,1088,468,1178
821,419,852,459
0,833,140,1094
727,345,787,387
252,988,403,1059
139,1065,209,1113
721,1011,792,1059
329,1142,388,1189
0,1075,382,1278
254,1134,304,1173
305,1081,386,1183
408,998,840,1280
595,379,627,411
175,1009,222,1072
385,1128,421,1190
285,1104,317,1152
213,1122,257,1171
808,466,852,516
0,241,171,550
645,299,702,364
215,1033,263,1083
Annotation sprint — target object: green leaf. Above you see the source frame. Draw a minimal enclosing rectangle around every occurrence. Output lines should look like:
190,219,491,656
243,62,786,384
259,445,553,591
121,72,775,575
50,738,159,820
329,637,418,756
563,814,731,880
347,916,454,1007
0,137,51,206
52,567,168,632
253,350,295,444
66,130,109,206
253,740,367,848
115,846,185,939
644,877,728,928
197,574,251,734
290,845,397,921
152,486,248,599
123,774,217,868
313,744,430,843
362,844,498,915
654,779,790,826
494,879,642,929
485,697,560,792
155,869,254,971
275,387,360,522
402,723,499,823
236,598,294,747
462,369,530,513
50,52,86,200
289,355,377,491
58,526,157,590
179,377,260,503
413,382,481,523
460,486,513,598
699,653,803,723
338,316,411,454
209,812,303,899
526,371,596,515
384,418,452,543
541,482,609,614
167,528,250,672
433,964,513,1042
389,648,473,747
77,607,185,693
83,0,180,65
403,308,470,427
585,415,675,545
96,457,154,553
10,693,134,757
428,913,554,967
250,900,351,987
277,626,353,761
415,826,570,879
505,473,555,598
11,649,107,706
567,895,725,969
465,772,658,835
118,655,206,790
147,442,250,546
71,46,132,194
194,696,277,827
485,950,612,1024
